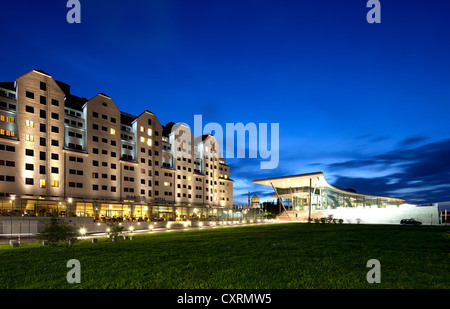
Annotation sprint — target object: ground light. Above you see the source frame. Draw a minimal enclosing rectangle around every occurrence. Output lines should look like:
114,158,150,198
148,224,154,231
79,228,87,239
167,222,171,230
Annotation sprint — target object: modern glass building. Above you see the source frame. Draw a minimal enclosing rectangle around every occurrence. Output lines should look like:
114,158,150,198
253,172,405,211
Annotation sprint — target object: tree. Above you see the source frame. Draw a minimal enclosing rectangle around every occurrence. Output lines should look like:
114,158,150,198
36,217,79,247
106,222,125,241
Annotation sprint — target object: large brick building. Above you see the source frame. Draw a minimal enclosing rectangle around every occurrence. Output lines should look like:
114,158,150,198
0,70,233,221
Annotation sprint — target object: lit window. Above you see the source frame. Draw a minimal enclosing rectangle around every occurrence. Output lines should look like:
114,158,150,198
26,120,34,128
164,182,172,187
147,139,152,147
140,137,145,143
40,179,46,188
51,180,59,187
25,134,34,142
140,126,144,132
148,128,152,136
110,128,116,135
0,129,4,135
0,115,4,121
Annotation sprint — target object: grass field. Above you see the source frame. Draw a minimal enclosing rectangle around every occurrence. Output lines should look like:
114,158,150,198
0,223,449,289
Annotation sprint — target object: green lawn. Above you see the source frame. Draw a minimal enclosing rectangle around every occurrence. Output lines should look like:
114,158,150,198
0,223,449,289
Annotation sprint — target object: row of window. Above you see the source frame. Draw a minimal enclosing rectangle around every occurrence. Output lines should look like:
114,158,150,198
25,90,60,107
0,129,15,137
0,101,16,110
0,144,15,152
24,178,59,188
0,175,15,182
0,115,15,123
92,111,116,124
25,149,59,160
92,123,116,135
25,164,59,174
24,135,60,147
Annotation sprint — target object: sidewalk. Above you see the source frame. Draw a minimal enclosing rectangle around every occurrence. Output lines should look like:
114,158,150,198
0,220,283,245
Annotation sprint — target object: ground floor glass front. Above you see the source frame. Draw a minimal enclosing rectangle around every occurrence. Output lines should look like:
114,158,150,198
0,198,254,222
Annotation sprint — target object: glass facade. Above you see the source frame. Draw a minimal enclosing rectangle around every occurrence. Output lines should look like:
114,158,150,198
276,186,403,210
0,198,240,222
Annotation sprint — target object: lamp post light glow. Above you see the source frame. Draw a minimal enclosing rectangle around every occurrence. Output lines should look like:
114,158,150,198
79,228,87,239
129,226,134,233
149,224,154,231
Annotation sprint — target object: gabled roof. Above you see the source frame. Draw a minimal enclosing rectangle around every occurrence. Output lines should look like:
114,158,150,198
0,82,15,91
121,112,137,126
65,94,88,111
34,69,51,76
98,92,111,98
162,122,176,137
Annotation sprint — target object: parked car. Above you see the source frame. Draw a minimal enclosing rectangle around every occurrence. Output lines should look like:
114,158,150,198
400,219,422,226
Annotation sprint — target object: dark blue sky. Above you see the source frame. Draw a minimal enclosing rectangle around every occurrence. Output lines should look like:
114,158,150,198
1,0,450,205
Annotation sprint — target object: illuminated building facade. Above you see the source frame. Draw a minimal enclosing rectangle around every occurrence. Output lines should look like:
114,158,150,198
0,70,233,221
253,172,440,225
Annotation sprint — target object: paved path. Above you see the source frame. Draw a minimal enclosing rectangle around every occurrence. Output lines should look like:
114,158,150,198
0,220,287,245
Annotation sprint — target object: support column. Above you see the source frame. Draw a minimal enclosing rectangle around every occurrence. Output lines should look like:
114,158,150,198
308,178,312,222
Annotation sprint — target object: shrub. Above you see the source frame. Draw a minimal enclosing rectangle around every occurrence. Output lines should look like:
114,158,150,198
106,222,125,241
36,217,79,247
